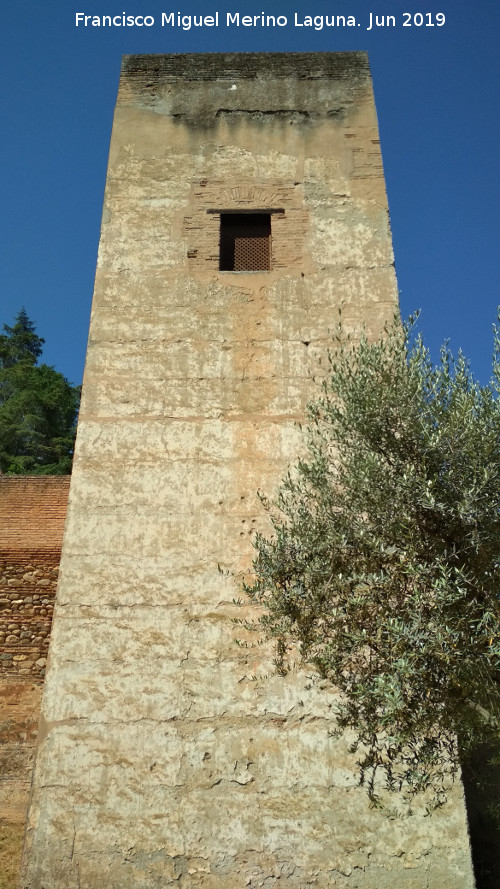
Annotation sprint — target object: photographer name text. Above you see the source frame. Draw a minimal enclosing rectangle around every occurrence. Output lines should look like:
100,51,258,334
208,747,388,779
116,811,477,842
74,10,446,30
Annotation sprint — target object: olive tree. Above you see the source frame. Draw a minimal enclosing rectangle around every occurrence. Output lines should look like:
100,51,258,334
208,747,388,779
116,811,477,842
244,316,500,802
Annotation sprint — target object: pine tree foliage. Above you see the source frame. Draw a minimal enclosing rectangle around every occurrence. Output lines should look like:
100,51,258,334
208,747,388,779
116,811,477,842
0,309,80,474
0,307,44,367
244,316,500,802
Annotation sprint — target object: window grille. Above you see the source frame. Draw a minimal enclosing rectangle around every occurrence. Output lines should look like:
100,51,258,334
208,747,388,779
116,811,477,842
219,214,271,271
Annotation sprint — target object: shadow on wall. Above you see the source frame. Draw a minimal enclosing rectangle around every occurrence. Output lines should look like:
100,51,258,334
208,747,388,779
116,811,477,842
462,747,500,889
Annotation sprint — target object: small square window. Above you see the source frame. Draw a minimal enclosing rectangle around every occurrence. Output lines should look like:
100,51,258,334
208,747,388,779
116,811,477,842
219,213,271,271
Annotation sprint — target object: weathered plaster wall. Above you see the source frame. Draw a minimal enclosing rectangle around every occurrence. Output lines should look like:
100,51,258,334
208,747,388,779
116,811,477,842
22,54,475,889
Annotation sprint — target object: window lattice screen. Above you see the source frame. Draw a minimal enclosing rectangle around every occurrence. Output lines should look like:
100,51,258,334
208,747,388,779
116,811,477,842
220,214,271,271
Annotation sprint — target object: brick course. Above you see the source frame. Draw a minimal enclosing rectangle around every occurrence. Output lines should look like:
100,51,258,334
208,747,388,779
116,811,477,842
0,476,70,552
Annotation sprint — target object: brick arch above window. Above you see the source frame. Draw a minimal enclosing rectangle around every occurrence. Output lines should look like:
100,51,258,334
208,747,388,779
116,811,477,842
183,181,309,275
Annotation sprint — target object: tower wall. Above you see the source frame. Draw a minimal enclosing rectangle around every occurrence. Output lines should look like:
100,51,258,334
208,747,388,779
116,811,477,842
22,54,474,889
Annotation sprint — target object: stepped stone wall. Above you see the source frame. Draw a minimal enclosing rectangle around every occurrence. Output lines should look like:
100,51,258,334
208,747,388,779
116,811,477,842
21,54,475,889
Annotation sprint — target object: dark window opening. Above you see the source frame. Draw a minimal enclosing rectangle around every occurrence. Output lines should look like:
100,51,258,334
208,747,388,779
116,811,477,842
219,213,271,271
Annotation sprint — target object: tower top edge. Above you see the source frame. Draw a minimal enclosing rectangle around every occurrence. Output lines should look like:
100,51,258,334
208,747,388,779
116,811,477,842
120,52,371,83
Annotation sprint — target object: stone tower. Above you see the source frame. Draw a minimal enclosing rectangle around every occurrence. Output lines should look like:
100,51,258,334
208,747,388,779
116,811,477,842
21,54,474,889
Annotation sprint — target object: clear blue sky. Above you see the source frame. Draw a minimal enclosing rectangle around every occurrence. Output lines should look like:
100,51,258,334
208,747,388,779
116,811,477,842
2,0,499,385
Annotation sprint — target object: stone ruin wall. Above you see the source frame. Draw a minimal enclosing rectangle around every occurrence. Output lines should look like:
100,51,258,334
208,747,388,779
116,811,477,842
0,557,57,681
0,477,69,680
0,477,69,837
